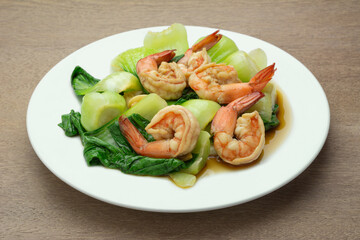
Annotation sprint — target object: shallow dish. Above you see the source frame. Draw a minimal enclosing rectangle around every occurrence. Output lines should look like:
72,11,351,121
27,26,330,212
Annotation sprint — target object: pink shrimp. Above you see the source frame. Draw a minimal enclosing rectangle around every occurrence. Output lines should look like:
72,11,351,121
136,49,186,100
211,92,265,165
189,63,276,104
118,105,200,159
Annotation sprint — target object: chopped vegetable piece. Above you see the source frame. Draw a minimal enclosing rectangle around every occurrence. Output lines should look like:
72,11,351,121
196,35,239,63
168,172,196,188
181,131,210,175
264,104,280,131
127,113,155,142
111,47,157,77
170,54,185,63
173,88,199,105
59,110,187,175
223,50,260,82
58,110,83,137
249,48,267,70
71,66,100,95
81,91,127,131
181,99,221,130
247,82,276,122
75,71,142,95
124,93,167,121
144,23,189,55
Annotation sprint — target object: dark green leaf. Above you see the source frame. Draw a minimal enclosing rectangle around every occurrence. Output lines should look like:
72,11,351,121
108,121,135,155
169,54,185,63
71,66,100,95
128,114,155,142
58,110,84,137
173,88,199,105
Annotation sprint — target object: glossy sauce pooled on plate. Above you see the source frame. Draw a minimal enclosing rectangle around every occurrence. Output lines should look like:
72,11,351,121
197,87,291,178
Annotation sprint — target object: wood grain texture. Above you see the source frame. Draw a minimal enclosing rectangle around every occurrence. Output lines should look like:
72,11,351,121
1,0,359,239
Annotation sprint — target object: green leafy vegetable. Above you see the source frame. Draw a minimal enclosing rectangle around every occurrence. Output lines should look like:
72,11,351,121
71,66,101,95
58,110,186,175
74,71,142,96
169,54,185,63
181,131,210,175
111,47,157,78
181,99,221,130
249,48,267,70
247,82,276,123
127,113,155,142
81,91,127,131
168,172,196,188
144,23,189,55
195,35,239,63
124,93,167,121
58,110,84,137
263,104,280,131
223,50,260,82
173,88,199,105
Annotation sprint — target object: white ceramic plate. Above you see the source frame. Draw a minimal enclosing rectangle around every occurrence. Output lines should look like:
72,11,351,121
27,26,330,213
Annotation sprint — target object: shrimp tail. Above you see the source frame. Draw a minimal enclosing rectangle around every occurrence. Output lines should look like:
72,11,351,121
249,63,276,92
178,30,222,65
228,91,265,114
152,49,176,64
192,30,222,52
118,115,148,153
136,49,176,74
211,92,264,135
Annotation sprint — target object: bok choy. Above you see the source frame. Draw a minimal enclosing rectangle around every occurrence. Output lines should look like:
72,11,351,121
80,91,127,131
71,66,142,95
144,23,189,56
59,110,187,176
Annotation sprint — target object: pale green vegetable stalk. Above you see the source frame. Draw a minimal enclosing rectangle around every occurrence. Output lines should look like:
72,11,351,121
181,131,211,175
111,47,157,76
223,50,260,82
143,23,189,55
169,131,211,187
168,172,196,188
181,99,221,130
77,71,142,95
249,48,268,70
247,82,277,122
81,91,127,131
200,35,239,63
124,93,167,121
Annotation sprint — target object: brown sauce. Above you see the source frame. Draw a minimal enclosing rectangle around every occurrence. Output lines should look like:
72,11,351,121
197,86,292,179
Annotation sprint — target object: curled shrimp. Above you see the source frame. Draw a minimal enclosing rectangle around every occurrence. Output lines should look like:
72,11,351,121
136,49,186,100
211,92,265,165
118,105,200,159
189,63,276,104
178,30,222,78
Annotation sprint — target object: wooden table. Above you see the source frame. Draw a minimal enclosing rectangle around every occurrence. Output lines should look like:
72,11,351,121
1,0,359,239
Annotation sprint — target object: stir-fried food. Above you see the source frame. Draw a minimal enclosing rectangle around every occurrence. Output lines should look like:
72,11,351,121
60,24,282,188
211,92,265,165
189,63,276,104
136,50,186,100
119,105,200,158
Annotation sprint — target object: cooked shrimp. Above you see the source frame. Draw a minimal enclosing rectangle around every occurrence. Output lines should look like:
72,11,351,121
178,30,222,78
189,63,276,104
211,92,265,165
136,50,186,100
118,105,200,159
